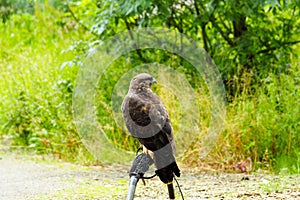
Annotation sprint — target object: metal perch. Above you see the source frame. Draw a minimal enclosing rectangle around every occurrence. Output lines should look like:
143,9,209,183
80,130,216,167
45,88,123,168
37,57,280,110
127,153,154,200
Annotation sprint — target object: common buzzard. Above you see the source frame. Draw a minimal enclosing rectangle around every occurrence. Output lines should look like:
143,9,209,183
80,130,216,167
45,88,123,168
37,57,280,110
121,73,180,184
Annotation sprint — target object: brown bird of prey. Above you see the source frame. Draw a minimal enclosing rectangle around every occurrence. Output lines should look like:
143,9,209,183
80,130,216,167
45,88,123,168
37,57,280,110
122,73,180,187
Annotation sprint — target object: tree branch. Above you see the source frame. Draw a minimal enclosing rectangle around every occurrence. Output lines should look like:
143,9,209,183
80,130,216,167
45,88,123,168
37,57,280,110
219,15,232,34
201,23,209,52
124,19,147,62
193,0,209,52
67,4,98,37
210,17,235,47
193,0,200,17
196,1,234,47
256,40,300,54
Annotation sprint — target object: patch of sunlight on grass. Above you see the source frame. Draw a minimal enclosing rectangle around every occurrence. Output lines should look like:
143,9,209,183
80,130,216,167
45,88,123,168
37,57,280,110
39,178,128,199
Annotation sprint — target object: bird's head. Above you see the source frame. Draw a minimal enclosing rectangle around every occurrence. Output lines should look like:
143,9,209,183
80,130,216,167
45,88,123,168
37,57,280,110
129,73,157,92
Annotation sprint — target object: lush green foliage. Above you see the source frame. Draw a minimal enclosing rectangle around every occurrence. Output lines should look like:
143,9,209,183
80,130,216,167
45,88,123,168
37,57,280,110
0,4,93,161
0,0,34,22
68,0,300,97
0,1,299,172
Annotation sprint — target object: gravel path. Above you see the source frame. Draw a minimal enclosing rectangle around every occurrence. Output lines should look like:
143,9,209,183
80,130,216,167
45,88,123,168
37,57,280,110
0,151,299,200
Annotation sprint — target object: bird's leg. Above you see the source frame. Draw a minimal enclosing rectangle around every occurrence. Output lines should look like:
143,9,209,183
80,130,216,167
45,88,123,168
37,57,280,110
142,145,148,153
141,145,154,186
142,145,154,159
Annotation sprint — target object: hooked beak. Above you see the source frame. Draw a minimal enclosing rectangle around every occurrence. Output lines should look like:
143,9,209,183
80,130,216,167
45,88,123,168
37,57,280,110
152,78,157,85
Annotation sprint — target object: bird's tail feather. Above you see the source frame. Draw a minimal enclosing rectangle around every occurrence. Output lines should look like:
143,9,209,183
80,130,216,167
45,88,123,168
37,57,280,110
155,161,180,184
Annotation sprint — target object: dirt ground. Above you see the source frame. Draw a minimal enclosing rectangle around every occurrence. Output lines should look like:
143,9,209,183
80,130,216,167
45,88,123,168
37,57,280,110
0,151,299,200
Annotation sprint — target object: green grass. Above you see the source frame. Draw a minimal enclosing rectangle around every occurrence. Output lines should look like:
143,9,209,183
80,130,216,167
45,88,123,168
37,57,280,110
181,61,300,173
39,178,128,200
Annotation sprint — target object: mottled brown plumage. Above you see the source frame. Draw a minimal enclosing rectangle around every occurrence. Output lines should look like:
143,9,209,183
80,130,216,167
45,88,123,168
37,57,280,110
122,73,180,184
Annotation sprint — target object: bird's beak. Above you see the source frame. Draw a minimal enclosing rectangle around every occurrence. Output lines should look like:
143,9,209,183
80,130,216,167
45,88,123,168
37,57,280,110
152,78,157,84
150,78,157,88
